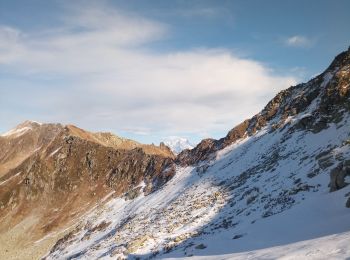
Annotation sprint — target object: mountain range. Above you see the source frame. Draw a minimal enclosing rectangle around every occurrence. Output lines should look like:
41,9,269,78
0,47,350,259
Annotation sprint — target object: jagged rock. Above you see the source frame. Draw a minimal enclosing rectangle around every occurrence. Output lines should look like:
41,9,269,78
176,138,219,166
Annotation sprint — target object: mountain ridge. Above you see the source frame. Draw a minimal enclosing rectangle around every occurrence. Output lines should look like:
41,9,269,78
177,46,350,166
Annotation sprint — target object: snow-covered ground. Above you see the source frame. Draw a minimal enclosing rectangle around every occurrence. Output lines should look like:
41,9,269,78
180,230,350,260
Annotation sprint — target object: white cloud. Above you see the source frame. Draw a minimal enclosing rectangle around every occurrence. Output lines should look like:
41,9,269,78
285,35,312,47
0,26,24,63
0,2,298,142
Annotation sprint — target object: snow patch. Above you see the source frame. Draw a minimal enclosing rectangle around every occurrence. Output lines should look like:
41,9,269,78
1,126,32,137
0,171,22,186
49,147,62,157
322,72,333,88
345,175,350,184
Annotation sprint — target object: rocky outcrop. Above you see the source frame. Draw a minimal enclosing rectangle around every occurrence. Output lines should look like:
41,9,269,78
176,138,219,166
176,120,250,166
329,160,350,192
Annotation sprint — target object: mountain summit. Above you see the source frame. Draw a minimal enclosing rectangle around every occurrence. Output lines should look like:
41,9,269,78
1,47,350,259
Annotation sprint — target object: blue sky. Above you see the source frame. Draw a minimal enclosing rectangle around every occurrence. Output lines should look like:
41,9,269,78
0,0,349,144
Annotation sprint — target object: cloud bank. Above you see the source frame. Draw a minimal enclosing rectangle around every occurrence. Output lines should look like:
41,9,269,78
0,2,297,143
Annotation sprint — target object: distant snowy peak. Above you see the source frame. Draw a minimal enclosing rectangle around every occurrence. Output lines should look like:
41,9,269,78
162,136,194,154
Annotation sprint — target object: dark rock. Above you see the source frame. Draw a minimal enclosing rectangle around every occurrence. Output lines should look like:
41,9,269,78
195,244,207,249
346,197,350,208
232,234,244,239
330,161,350,192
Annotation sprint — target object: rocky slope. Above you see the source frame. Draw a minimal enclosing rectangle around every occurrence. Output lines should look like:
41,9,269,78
0,122,175,259
1,47,350,260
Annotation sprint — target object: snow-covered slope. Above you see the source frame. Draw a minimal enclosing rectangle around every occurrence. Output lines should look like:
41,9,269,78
162,137,194,154
44,48,350,259
44,115,350,259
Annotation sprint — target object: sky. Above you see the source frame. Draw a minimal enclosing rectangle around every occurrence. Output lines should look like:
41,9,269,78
0,0,349,145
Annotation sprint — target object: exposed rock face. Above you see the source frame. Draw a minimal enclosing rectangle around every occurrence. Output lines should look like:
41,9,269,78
176,138,219,166
177,47,350,166
176,120,250,166
330,161,350,192
0,122,175,247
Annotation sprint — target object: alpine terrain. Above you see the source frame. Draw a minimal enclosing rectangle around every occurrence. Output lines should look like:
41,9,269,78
1,47,350,259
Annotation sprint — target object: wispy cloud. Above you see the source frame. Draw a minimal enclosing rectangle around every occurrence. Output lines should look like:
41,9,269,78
0,2,297,142
285,35,313,47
